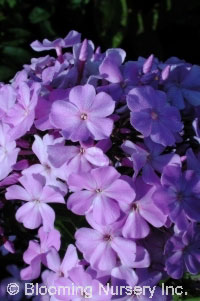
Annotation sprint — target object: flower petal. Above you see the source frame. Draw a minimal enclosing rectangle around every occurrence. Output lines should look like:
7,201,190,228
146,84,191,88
6,185,31,201
16,202,42,229
39,203,55,231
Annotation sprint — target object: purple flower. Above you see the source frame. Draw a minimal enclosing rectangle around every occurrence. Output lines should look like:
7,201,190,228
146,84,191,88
192,117,200,143
0,227,15,255
143,228,171,275
48,139,109,180
5,174,65,230
50,84,115,141
44,244,79,286
153,165,200,230
165,223,200,279
67,166,135,225
53,266,112,300
21,226,61,280
31,30,81,56
22,134,68,193
5,82,41,140
164,64,200,109
0,84,16,119
127,86,183,146
99,48,126,83
0,173,20,188
1,239,15,254
35,89,69,131
186,148,200,175
122,138,181,184
24,55,55,75
0,265,30,300
0,122,20,181
121,177,167,239
75,214,150,272
111,268,171,300
97,50,141,102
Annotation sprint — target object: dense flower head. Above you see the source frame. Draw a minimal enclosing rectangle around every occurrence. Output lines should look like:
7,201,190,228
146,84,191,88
1,29,200,300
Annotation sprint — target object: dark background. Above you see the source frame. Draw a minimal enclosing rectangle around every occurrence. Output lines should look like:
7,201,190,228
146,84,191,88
0,0,200,82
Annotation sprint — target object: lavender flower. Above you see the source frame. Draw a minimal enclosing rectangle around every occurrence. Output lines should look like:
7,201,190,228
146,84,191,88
67,166,135,225
75,213,150,272
21,226,60,280
31,30,81,58
121,177,167,239
127,86,183,146
6,174,65,231
50,84,115,141
165,223,200,279
0,122,19,181
164,64,200,109
153,165,200,230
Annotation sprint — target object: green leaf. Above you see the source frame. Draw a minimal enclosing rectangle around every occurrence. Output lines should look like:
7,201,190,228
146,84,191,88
183,298,200,301
2,46,31,64
0,0,16,7
0,65,13,81
137,12,144,35
96,0,128,48
29,7,51,24
152,8,159,31
0,11,6,21
120,0,128,27
166,0,172,11
55,216,76,244
40,20,56,37
71,0,82,5
184,272,200,280
173,291,200,301
7,0,16,8
68,0,90,9
173,296,180,301
8,28,31,38
0,0,5,6
112,31,123,48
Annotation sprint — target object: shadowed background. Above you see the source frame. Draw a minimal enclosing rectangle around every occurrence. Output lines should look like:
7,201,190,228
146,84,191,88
0,0,200,81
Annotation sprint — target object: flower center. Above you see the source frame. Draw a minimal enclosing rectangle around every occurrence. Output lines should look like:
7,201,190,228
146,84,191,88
80,113,88,120
58,270,64,277
96,188,102,193
103,234,112,241
176,192,184,202
151,111,158,120
24,108,29,116
44,164,51,172
131,202,138,211
80,147,85,154
120,81,127,89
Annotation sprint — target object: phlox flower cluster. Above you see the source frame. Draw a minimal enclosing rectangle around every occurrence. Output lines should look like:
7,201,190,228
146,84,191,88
1,30,200,300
